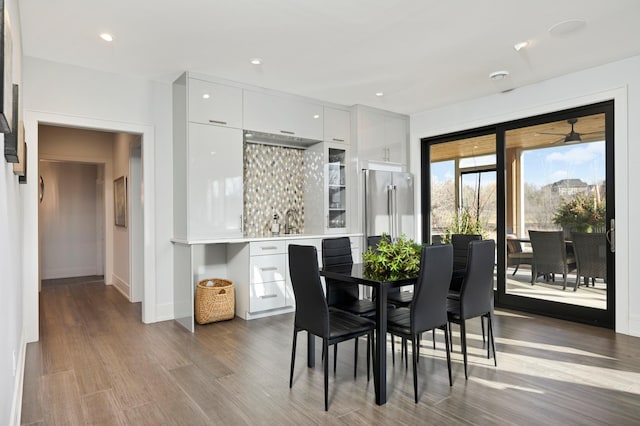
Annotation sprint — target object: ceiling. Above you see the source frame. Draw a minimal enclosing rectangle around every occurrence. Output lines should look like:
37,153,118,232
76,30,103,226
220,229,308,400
19,0,640,115
430,113,605,162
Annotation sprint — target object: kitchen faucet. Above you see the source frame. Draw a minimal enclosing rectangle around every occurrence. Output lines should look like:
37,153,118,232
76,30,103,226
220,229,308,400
284,208,298,234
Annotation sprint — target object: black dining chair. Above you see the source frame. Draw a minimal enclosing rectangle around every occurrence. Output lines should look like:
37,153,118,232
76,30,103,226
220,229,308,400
322,237,377,372
447,239,497,380
288,244,375,411
387,244,454,402
323,237,377,316
449,234,483,293
436,234,483,349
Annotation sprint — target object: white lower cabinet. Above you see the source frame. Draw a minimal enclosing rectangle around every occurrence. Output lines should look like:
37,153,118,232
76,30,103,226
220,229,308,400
226,236,361,320
228,241,291,319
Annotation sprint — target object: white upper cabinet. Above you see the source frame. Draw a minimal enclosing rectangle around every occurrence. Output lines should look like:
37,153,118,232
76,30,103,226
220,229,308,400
243,90,323,141
187,123,243,239
323,107,350,144
356,107,409,166
188,78,243,129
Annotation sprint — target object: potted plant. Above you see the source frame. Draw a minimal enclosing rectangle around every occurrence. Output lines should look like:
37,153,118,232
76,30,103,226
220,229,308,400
362,234,422,281
553,194,605,234
441,207,487,243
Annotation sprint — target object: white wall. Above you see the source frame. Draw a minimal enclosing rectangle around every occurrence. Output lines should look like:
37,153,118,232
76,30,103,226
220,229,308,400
38,124,115,284
410,55,639,336
39,161,99,279
2,0,24,423
22,57,170,340
112,133,134,297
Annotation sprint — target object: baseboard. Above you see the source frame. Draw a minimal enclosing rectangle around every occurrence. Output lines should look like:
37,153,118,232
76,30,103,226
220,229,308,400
112,274,130,300
155,303,174,322
41,266,98,280
628,314,640,337
10,331,26,426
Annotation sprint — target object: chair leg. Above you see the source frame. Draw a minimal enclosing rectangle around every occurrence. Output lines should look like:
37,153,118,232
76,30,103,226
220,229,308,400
444,324,452,386
366,333,371,382
417,333,421,363
481,316,486,344
404,338,409,370
354,337,358,379
411,335,418,403
333,344,338,374
324,340,329,411
391,334,395,365
432,329,436,349
448,321,453,351
461,319,468,380
488,313,497,367
512,263,520,276
289,329,298,388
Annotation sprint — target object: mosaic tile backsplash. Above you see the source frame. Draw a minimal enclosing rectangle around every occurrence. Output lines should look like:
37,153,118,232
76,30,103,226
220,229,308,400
244,143,305,236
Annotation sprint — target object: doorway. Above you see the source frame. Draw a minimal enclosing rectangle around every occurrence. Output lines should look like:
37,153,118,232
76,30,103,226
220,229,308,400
422,100,615,327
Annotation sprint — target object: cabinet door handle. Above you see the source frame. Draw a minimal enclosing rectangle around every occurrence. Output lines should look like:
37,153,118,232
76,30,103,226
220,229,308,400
280,130,295,135
260,267,278,272
209,119,228,125
260,294,278,299
261,246,278,251
332,138,345,142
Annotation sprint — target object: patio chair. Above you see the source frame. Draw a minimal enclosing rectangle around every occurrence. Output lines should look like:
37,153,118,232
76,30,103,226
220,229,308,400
528,230,576,290
572,232,607,291
507,236,533,276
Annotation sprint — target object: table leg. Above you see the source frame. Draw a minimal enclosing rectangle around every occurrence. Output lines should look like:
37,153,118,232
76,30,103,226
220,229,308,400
374,285,387,405
307,332,315,368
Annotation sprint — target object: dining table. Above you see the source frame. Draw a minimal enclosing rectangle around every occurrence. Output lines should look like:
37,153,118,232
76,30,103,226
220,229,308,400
314,263,418,405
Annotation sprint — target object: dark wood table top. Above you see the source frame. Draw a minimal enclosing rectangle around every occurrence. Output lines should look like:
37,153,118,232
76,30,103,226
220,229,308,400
320,263,417,288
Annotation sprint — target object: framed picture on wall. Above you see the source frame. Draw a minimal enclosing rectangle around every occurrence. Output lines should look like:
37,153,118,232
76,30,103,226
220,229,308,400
0,0,13,134
114,176,127,227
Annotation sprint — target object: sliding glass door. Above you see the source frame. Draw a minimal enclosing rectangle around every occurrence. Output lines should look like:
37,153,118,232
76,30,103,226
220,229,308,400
422,101,615,327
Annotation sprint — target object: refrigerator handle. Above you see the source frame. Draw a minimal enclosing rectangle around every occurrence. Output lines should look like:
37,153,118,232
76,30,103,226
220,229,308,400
387,184,394,239
392,185,398,239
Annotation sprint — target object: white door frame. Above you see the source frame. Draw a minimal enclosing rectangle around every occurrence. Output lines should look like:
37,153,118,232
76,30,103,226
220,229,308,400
23,111,156,342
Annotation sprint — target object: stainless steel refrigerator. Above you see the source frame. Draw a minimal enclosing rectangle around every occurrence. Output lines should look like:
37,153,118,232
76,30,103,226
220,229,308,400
363,169,415,241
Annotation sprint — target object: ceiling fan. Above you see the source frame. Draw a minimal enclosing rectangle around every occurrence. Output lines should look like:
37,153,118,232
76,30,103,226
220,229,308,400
539,118,605,144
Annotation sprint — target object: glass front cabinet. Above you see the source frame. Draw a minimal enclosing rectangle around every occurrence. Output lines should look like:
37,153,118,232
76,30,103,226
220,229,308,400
304,142,349,234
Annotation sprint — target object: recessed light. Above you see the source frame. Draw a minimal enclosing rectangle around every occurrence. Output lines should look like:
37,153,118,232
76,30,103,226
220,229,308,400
100,33,113,42
250,58,262,65
245,132,253,138
513,41,529,52
489,70,509,81
202,93,210,99
375,92,384,97
549,19,587,37
313,114,320,119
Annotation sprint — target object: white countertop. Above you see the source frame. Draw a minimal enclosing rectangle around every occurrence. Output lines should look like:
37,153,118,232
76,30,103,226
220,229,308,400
171,233,363,245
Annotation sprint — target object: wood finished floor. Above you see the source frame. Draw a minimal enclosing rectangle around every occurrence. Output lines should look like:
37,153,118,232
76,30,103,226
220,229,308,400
21,277,640,425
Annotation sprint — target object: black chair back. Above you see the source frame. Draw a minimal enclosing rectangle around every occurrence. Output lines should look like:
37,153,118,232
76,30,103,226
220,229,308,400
366,235,390,253
451,234,482,271
411,244,453,333
288,245,329,338
459,240,495,318
322,237,359,305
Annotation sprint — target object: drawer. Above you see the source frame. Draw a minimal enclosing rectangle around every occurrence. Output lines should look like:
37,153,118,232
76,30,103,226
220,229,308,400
250,240,286,256
250,281,286,312
250,254,287,284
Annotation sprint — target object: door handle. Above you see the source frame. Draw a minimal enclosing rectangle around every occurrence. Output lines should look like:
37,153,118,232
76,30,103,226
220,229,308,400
606,218,615,252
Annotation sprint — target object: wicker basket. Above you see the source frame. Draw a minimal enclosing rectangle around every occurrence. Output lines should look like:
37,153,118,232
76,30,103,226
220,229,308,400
195,278,235,324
